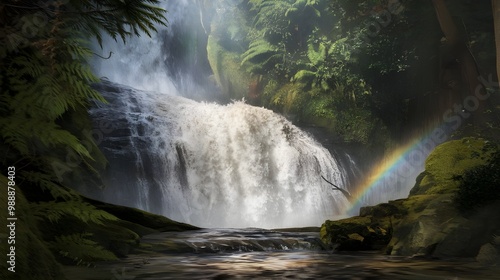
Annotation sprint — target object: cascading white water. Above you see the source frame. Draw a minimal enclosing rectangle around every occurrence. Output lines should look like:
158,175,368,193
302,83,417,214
91,0,218,101
88,82,349,228
85,0,354,228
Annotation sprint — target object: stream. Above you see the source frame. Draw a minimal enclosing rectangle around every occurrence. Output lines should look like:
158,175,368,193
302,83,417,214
63,228,500,280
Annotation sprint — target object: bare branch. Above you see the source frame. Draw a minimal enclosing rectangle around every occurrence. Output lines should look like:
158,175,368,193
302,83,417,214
321,175,353,201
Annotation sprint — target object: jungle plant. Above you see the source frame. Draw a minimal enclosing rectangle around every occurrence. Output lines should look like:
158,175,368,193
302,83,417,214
242,0,329,78
242,0,380,143
0,0,167,264
455,150,500,214
291,34,352,91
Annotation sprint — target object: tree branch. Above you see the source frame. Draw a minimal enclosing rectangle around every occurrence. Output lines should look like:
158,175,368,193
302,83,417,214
321,175,353,201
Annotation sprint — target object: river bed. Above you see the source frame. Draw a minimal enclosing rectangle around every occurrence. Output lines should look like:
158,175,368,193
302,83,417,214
63,228,500,280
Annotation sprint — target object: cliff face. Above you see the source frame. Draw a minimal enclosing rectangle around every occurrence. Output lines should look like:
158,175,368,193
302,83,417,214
321,137,500,264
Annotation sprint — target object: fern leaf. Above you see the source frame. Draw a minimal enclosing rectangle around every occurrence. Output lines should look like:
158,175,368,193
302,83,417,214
51,233,117,262
32,201,118,224
241,39,278,65
292,69,316,82
20,170,78,200
307,41,327,66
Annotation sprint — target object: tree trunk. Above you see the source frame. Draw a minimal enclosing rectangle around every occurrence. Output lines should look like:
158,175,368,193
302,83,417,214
493,0,500,85
432,0,486,125
432,0,483,97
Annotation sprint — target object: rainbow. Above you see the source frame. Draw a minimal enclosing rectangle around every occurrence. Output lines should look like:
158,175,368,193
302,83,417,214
344,124,450,215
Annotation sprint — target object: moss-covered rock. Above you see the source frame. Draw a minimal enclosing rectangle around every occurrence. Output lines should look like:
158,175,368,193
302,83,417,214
321,200,406,251
410,137,497,195
389,138,500,258
322,137,500,260
39,196,200,265
206,3,254,101
207,35,253,100
388,194,465,256
83,197,199,232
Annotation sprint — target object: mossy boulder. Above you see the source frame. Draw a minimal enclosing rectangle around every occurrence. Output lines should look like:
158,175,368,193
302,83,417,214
40,197,200,265
83,197,199,232
321,200,406,251
410,137,497,196
389,138,500,258
322,137,500,260
206,4,253,101
207,35,253,100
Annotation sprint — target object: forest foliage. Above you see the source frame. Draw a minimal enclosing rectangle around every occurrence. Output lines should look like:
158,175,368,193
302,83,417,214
455,149,500,213
210,0,498,146
0,0,167,266
236,0,408,145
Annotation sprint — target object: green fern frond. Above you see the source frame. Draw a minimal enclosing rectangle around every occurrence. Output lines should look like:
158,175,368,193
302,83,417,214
0,118,31,155
32,201,118,224
70,0,167,45
55,62,98,83
292,69,316,82
241,39,278,65
51,233,117,262
252,0,292,28
307,41,327,66
0,115,94,160
279,0,322,21
1,1,166,234
10,54,45,77
20,170,78,200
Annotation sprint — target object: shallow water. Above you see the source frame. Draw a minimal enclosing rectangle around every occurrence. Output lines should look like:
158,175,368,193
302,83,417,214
63,229,500,280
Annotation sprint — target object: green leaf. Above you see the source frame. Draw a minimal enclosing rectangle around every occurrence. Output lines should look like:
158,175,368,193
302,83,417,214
51,233,118,262
32,201,118,225
241,39,279,65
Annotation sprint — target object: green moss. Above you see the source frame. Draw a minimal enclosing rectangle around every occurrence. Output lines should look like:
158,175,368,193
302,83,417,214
425,138,495,181
420,138,497,195
320,216,371,244
401,195,441,219
321,213,395,251
207,35,252,100
83,197,199,232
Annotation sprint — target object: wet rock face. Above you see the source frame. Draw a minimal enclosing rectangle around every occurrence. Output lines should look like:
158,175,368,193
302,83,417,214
320,202,402,252
322,138,500,261
390,138,500,258
477,233,500,266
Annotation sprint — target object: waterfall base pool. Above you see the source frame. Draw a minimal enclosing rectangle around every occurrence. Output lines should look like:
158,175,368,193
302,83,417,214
62,228,499,280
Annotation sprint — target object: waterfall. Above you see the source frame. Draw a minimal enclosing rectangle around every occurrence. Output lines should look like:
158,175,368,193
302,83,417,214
91,0,218,101
84,81,349,229
85,0,353,228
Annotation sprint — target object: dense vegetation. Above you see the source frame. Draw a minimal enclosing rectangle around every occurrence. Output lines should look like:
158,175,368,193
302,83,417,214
0,0,167,273
207,0,499,149
455,148,500,213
